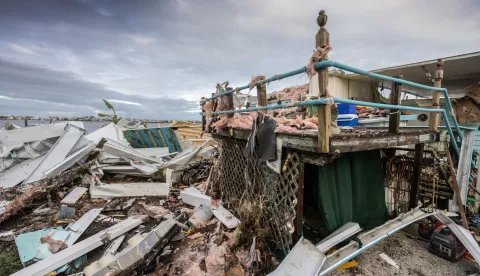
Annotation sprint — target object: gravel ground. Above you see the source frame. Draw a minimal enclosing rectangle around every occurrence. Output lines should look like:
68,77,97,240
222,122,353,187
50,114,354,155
330,231,478,276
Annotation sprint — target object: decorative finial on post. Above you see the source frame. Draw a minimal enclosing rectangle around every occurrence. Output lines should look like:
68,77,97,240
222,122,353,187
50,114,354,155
317,10,328,28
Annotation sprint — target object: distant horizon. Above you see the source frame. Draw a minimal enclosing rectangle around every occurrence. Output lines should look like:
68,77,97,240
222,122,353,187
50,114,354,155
1,1,478,120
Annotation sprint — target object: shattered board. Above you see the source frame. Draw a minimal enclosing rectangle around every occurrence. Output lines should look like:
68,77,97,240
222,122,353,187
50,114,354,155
123,127,182,153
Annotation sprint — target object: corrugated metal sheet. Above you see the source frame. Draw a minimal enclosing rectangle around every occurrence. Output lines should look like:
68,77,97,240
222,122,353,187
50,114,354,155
123,127,182,153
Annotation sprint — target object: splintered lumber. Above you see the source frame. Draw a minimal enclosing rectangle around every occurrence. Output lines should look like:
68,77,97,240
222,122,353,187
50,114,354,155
0,160,95,224
445,147,469,229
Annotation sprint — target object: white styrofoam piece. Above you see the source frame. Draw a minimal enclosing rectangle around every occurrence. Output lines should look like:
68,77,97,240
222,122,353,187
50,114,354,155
61,187,89,204
11,217,143,276
0,155,45,188
179,190,212,207
211,204,240,229
272,238,325,276
0,123,67,147
24,125,83,184
90,182,169,199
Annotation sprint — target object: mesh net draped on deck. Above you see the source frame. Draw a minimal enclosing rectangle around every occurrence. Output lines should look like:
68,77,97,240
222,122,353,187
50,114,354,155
210,137,301,254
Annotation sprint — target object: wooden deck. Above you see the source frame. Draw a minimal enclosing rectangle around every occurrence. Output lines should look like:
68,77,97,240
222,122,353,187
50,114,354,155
212,127,439,154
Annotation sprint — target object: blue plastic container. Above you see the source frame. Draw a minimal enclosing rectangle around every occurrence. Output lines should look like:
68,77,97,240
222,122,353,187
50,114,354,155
337,114,359,126
338,103,357,114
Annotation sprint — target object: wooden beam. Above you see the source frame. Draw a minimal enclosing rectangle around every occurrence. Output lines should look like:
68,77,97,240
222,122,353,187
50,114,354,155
409,143,424,209
256,76,267,107
316,10,331,153
213,128,438,153
429,59,443,131
201,97,206,132
445,145,469,229
388,76,402,133
225,87,234,119
293,162,305,243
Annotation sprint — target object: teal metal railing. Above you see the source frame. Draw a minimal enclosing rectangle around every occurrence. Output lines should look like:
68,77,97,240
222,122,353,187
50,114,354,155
203,60,462,156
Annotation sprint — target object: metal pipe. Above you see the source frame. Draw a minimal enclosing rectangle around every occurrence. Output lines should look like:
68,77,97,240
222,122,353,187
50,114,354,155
204,97,460,156
205,60,461,138
327,61,462,139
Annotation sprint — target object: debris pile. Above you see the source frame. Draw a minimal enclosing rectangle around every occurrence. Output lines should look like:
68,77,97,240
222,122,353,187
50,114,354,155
0,120,259,276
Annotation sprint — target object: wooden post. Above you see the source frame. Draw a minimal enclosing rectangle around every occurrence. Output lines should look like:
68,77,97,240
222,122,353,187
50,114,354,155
201,97,206,132
429,59,443,131
256,76,267,107
293,162,305,243
226,87,234,119
316,10,331,153
409,143,424,209
388,76,402,133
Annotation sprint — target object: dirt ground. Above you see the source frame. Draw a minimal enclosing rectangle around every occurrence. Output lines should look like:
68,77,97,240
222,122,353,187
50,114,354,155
331,231,478,276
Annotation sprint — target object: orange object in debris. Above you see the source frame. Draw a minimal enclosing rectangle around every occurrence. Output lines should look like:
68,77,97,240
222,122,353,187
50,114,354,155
336,259,358,271
465,251,477,263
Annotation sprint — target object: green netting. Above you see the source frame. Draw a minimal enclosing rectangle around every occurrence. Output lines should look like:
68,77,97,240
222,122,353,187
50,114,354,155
315,149,388,232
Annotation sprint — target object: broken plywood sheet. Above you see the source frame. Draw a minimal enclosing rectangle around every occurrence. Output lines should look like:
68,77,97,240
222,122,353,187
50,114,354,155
0,123,67,147
24,125,84,184
11,217,143,276
61,187,89,204
90,182,169,199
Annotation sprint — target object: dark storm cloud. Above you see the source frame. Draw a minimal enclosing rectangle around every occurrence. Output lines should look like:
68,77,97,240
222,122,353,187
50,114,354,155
0,0,479,118
0,57,199,120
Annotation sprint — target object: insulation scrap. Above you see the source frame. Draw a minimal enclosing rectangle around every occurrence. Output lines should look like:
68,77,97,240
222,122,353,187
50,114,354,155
307,46,332,77
40,231,68,253
248,76,265,89
214,113,254,132
274,116,319,134
268,84,309,103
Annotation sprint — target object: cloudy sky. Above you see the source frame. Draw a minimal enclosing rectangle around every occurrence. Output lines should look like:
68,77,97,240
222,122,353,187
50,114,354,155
0,0,479,120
